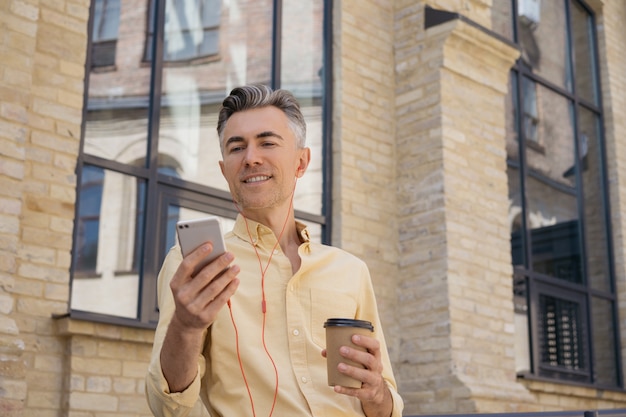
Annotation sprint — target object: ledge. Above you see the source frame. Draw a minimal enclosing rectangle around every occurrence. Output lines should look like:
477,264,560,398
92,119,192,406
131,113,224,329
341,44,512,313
54,315,155,344
424,5,519,51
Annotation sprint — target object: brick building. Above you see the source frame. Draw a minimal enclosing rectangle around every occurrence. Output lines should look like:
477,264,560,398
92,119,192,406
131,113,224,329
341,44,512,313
1,0,626,416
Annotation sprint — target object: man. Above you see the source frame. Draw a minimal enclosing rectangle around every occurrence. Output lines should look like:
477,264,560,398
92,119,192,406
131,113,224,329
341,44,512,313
146,84,403,417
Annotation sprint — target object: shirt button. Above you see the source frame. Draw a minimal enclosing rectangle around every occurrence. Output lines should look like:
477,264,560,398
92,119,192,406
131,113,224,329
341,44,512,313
301,376,308,383
293,329,299,336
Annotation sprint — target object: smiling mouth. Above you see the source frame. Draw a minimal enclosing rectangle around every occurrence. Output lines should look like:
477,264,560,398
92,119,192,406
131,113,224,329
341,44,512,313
243,175,271,183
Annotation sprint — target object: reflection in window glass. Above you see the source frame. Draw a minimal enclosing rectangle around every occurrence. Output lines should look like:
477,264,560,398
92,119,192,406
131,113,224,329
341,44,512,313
75,165,105,273
72,168,147,319
157,0,273,192
92,0,121,67
521,77,539,144
282,1,324,215
84,0,150,165
523,86,581,282
75,0,328,324
538,294,585,373
578,107,610,292
508,72,525,268
146,0,221,62
571,1,598,105
518,0,572,91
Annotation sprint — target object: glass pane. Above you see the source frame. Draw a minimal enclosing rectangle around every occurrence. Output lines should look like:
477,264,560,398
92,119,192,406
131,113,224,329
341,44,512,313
71,168,147,319
84,0,150,164
74,165,105,272
507,72,525,268
163,0,221,61
282,0,324,215
507,73,532,375
524,83,582,283
93,0,121,41
491,0,514,40
538,294,585,371
579,107,610,292
518,0,572,91
591,297,618,386
571,0,598,105
158,0,273,191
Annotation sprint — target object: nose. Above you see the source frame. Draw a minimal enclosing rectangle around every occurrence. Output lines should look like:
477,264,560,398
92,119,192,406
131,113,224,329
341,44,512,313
243,144,262,166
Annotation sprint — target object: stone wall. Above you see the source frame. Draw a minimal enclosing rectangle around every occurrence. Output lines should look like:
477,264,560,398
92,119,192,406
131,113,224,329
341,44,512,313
332,0,401,363
2,0,626,415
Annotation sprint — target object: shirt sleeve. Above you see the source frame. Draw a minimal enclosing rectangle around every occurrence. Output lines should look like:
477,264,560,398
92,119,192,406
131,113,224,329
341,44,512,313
356,260,405,417
145,247,208,417
388,380,404,417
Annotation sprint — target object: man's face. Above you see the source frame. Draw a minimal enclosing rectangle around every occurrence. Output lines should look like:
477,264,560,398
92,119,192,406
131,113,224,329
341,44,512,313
219,106,310,212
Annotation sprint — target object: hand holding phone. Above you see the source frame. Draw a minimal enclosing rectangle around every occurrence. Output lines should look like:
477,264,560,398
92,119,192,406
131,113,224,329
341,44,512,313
176,216,227,277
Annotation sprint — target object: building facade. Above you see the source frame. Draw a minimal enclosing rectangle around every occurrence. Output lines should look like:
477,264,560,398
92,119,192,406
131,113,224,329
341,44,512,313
1,0,626,416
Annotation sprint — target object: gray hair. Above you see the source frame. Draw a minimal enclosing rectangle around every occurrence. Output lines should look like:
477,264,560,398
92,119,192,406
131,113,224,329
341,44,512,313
217,84,307,153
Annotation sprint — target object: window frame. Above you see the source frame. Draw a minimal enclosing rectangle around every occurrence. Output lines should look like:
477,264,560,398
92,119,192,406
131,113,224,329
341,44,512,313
72,0,333,329
510,0,622,388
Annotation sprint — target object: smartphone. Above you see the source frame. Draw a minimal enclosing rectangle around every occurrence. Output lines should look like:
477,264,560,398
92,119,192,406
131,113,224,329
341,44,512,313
176,216,227,277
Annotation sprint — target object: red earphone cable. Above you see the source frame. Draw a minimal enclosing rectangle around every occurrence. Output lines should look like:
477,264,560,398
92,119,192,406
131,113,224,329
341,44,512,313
228,302,258,417
229,178,298,417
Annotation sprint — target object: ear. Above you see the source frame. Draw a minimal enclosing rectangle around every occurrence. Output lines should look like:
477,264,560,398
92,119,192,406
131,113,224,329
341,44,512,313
295,147,311,178
219,160,225,178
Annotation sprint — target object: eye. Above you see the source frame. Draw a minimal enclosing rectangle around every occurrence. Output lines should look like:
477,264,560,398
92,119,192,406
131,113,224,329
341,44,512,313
228,145,245,153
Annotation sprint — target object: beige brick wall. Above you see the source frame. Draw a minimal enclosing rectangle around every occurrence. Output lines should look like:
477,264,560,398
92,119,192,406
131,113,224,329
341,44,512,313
333,0,401,363
56,319,158,417
391,0,626,415
2,0,626,415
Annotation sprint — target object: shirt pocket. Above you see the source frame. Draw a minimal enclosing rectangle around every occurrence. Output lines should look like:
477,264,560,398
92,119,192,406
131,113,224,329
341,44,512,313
310,289,358,348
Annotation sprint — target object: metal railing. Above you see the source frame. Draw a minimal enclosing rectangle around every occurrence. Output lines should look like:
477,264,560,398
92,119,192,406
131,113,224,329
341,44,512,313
407,409,626,417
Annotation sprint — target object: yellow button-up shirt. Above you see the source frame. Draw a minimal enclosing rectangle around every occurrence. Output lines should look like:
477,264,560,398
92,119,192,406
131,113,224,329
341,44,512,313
146,215,403,417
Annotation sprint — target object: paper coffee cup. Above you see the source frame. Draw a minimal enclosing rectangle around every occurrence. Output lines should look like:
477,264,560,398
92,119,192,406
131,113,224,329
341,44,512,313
324,318,374,388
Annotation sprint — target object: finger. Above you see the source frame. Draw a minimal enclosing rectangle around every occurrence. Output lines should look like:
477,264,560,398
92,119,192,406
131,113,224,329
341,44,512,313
333,383,360,397
196,264,240,310
174,243,215,284
351,334,380,353
185,252,235,293
172,251,232,307
179,265,240,325
338,360,377,385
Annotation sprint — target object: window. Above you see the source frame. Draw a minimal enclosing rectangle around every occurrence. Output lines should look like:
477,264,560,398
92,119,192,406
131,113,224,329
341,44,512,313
75,165,105,274
503,0,622,387
72,0,330,327
145,0,221,62
91,0,121,68
521,76,540,146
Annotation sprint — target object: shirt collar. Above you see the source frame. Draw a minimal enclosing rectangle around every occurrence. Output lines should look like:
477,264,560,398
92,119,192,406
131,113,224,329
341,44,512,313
232,214,311,247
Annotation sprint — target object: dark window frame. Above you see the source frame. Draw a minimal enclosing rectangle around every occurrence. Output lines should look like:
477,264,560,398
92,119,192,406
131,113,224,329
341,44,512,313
72,0,333,329
510,0,622,388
